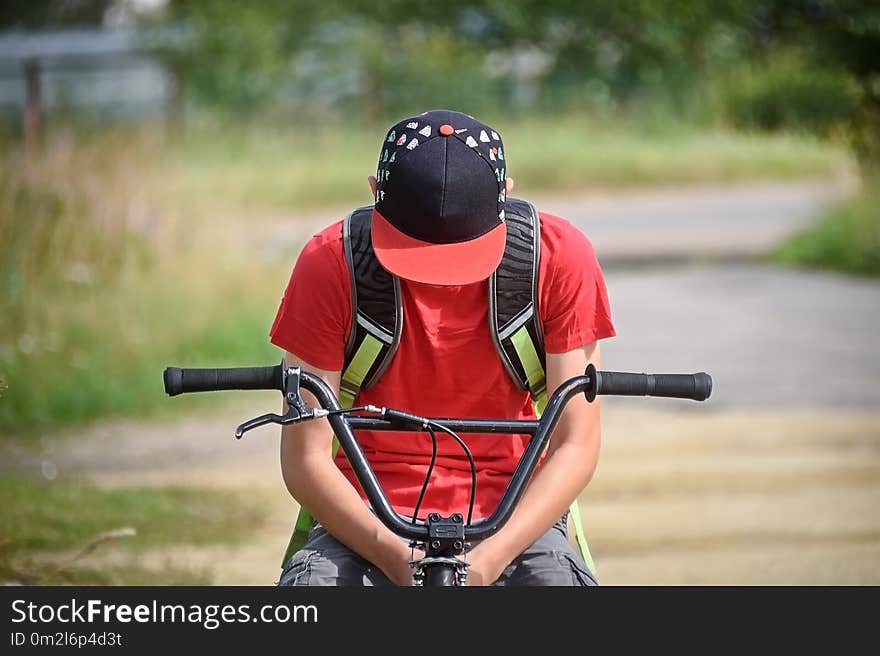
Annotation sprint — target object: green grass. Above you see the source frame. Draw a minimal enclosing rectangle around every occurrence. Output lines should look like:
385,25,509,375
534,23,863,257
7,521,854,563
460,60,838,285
0,270,282,435
0,476,268,585
502,119,850,192
775,183,880,276
163,116,852,213
0,138,287,437
0,242,285,436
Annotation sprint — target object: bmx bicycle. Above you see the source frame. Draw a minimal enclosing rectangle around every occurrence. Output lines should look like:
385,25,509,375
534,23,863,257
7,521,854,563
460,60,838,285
163,361,712,586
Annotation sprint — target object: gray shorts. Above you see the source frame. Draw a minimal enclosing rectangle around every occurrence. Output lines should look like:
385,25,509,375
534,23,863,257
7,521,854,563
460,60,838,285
278,513,597,586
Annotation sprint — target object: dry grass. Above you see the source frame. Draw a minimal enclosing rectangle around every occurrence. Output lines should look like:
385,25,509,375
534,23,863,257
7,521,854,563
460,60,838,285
0,130,284,436
579,406,880,584
0,475,268,585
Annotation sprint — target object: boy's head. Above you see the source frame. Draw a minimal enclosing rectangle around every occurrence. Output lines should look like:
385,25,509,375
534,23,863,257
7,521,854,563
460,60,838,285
369,109,512,286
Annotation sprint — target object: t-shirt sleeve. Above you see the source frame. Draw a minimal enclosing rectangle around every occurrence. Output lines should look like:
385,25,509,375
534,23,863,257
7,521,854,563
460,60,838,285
269,228,351,371
539,214,616,353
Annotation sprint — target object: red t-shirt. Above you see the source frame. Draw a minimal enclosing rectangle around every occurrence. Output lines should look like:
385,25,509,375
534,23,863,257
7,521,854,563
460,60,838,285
270,211,615,520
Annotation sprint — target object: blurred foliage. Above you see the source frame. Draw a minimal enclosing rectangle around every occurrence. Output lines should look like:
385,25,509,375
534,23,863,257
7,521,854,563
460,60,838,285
157,0,755,120
760,1,880,167
775,178,880,275
712,54,860,133
0,131,281,436
1,1,875,164
158,1,877,167
0,0,115,28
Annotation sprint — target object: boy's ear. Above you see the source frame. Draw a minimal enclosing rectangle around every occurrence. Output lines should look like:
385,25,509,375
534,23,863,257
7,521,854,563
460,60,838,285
506,177,515,194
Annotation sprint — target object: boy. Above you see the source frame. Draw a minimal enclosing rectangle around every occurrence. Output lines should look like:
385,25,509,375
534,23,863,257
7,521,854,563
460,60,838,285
270,109,614,585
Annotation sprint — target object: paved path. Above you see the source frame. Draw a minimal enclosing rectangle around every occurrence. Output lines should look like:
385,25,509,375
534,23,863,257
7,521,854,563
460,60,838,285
600,263,880,410
530,178,856,262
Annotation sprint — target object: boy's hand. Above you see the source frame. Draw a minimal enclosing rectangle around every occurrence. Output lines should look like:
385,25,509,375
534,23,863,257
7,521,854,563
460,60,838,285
463,544,506,586
380,543,422,586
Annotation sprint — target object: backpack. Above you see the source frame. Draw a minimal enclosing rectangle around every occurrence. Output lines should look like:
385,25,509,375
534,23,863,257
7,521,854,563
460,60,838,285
282,198,596,573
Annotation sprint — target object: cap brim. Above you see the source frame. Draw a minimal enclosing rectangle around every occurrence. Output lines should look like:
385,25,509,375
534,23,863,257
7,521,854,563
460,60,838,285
371,209,506,285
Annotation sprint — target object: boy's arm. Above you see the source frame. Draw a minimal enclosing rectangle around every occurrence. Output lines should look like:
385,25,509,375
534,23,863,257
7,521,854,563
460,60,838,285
279,350,414,585
465,342,602,585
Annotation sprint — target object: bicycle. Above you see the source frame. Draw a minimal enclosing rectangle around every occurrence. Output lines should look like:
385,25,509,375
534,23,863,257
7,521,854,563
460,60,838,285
163,361,712,586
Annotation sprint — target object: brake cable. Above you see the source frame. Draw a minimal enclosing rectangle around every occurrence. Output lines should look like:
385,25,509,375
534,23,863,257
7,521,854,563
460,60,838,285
426,421,476,526
412,425,438,525
293,404,478,528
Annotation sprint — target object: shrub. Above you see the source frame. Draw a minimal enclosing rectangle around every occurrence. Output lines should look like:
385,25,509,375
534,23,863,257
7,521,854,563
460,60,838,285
715,55,859,134
775,181,880,276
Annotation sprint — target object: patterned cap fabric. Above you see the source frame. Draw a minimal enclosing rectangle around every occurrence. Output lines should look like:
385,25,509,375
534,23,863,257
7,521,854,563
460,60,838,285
371,109,508,285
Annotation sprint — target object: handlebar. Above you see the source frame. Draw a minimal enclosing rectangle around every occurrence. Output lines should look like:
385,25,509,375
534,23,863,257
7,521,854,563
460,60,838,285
588,369,712,402
163,363,712,402
163,365,282,396
163,361,712,544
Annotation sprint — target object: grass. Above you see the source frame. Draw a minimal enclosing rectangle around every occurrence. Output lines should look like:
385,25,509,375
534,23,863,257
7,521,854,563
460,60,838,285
580,407,880,584
0,476,268,585
774,181,880,276
0,116,854,438
0,260,282,435
502,120,850,192
0,134,285,437
164,115,852,213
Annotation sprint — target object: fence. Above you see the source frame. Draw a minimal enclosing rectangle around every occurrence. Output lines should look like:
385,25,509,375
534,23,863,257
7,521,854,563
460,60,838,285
0,28,181,147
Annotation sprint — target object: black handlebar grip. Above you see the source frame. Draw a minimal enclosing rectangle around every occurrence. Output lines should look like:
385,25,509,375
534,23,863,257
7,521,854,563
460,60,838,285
596,371,712,401
163,365,283,396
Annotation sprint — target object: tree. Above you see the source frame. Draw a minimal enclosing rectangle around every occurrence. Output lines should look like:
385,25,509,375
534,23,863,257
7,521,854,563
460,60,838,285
796,1,880,168
0,0,116,29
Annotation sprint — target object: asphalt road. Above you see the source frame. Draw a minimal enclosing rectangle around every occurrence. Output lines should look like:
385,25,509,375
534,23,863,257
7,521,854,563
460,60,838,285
531,178,854,262
599,262,880,410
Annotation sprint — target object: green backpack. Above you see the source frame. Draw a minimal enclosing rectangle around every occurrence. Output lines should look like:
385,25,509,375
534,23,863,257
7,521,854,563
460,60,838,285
282,198,596,574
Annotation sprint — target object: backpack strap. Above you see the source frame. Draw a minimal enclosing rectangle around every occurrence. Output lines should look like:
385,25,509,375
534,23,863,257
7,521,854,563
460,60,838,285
489,198,548,414
567,495,597,575
339,205,403,406
489,198,596,575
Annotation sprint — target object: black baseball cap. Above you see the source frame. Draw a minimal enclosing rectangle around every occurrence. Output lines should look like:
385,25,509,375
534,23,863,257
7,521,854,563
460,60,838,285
371,109,508,285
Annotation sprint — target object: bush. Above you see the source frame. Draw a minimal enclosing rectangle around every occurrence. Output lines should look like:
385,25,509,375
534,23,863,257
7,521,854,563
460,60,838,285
775,182,880,276
715,55,859,134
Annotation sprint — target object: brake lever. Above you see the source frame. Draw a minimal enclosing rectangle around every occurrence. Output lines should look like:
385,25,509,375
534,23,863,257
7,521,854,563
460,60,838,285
234,406,330,439
235,409,296,439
